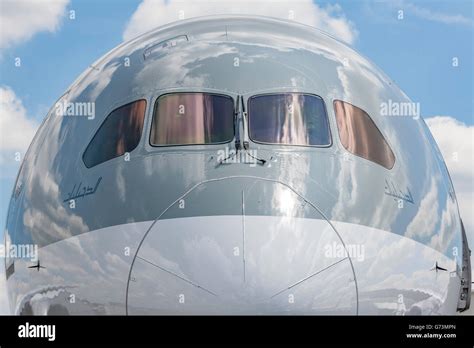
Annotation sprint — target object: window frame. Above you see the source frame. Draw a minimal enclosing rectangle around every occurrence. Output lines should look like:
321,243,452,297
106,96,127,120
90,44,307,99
247,92,333,148
82,99,147,168
149,92,236,148
333,99,396,170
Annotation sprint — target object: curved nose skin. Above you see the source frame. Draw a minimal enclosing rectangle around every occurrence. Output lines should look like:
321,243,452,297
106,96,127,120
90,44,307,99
127,177,357,314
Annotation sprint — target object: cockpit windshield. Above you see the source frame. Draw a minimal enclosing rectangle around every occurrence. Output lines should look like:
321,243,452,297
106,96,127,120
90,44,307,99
150,93,234,146
248,93,331,146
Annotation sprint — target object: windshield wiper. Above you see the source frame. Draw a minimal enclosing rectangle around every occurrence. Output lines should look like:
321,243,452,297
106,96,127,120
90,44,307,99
240,96,266,165
218,95,266,166
218,96,241,165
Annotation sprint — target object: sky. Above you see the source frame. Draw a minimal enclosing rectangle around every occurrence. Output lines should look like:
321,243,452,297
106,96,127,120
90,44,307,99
0,0,472,314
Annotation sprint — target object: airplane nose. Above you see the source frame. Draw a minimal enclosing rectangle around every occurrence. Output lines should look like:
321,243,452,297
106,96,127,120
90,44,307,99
127,177,357,314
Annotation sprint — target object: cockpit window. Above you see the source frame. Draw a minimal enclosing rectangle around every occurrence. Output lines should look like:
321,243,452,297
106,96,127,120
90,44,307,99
83,99,146,168
150,93,234,146
248,93,331,146
334,100,395,169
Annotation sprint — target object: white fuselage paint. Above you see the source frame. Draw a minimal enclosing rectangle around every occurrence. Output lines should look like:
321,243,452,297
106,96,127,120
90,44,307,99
7,217,460,315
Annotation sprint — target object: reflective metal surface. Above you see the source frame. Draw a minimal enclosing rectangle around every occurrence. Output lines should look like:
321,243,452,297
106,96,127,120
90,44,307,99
127,177,357,314
4,16,468,315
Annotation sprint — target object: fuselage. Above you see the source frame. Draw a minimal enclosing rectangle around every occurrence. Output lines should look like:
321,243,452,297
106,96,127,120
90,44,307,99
4,15,469,315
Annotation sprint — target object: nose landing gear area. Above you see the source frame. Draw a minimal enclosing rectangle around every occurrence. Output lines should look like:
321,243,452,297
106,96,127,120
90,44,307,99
126,177,357,314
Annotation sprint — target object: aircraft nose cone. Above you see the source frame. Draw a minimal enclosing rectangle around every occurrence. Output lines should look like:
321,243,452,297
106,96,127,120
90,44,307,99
127,177,357,314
